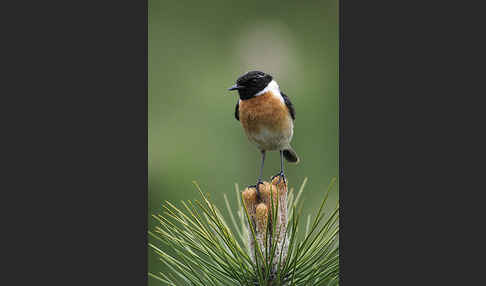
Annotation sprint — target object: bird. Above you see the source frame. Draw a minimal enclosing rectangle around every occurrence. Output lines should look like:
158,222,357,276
228,70,299,192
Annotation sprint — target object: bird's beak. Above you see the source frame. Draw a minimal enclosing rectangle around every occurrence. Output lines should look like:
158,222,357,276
228,84,244,91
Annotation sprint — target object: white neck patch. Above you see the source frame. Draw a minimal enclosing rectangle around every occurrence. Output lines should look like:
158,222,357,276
255,80,284,103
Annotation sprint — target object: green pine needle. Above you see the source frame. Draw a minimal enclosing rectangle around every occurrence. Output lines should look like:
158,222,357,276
149,178,339,285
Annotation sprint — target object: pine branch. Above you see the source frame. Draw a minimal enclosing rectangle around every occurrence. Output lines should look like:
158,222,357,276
241,176,290,284
149,177,339,286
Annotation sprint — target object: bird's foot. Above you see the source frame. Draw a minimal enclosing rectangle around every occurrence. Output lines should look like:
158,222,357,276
249,181,264,190
247,181,264,198
271,171,286,185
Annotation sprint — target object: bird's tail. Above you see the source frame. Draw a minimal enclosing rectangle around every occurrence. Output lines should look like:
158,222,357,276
283,148,300,164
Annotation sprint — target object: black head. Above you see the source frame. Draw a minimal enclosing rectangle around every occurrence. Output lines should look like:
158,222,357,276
228,71,273,100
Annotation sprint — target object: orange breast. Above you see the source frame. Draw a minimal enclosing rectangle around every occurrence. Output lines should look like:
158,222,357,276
238,92,292,147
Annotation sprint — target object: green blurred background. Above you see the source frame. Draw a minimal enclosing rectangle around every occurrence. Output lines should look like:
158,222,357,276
148,0,338,283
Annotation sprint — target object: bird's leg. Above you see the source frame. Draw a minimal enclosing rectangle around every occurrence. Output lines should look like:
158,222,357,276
258,150,266,185
248,150,266,197
272,150,286,184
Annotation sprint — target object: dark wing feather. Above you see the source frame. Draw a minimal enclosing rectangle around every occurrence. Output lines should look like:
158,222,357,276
281,91,295,120
235,101,239,121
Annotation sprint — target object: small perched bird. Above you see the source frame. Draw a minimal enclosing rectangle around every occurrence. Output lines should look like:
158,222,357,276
228,70,299,191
